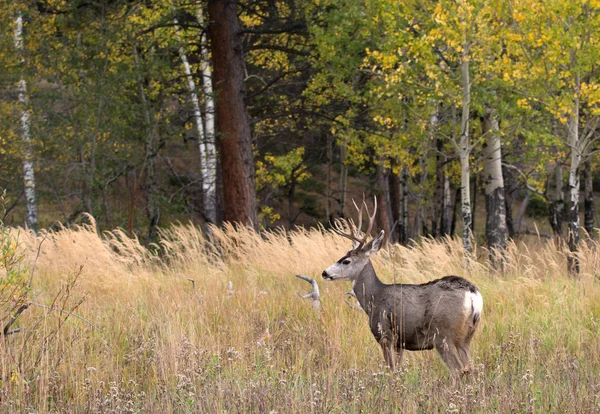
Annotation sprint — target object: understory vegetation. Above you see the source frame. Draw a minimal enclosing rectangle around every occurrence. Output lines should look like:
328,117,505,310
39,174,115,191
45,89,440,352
1,220,599,412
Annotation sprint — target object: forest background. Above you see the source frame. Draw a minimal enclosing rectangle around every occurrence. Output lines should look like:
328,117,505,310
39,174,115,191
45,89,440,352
2,0,600,268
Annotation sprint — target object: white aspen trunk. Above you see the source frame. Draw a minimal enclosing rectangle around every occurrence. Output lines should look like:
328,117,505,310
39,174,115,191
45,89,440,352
567,86,581,274
197,6,218,225
14,12,38,231
175,13,217,225
459,44,472,254
482,105,507,266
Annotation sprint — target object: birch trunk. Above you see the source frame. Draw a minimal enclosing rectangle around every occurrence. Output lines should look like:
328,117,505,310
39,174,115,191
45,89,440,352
482,106,507,265
567,106,581,274
459,48,472,254
197,6,218,225
175,17,216,225
583,158,595,239
14,12,38,231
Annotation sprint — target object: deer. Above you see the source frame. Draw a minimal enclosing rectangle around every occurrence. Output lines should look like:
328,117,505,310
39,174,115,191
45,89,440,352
322,197,483,379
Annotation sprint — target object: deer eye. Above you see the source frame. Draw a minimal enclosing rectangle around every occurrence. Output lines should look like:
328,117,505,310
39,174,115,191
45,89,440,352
342,259,351,265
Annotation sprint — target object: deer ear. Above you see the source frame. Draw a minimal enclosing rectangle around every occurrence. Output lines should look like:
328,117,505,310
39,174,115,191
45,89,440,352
363,230,385,256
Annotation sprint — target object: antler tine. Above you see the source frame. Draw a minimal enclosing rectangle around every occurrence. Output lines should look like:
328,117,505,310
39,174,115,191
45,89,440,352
351,199,364,239
332,218,364,248
362,196,377,238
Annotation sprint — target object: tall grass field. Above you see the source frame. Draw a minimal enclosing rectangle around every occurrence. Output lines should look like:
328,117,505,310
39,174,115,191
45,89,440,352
1,219,600,412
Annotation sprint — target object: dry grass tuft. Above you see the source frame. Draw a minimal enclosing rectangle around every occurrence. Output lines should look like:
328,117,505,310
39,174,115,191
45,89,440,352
1,222,600,412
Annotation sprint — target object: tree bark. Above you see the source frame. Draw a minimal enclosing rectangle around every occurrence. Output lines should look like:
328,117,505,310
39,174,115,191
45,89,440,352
338,140,349,218
482,106,507,266
458,49,473,254
441,173,452,236
375,161,392,239
133,45,160,241
583,158,595,239
197,6,218,225
432,136,444,238
389,166,400,242
547,162,565,239
175,12,217,225
398,167,409,245
208,0,258,229
567,105,581,274
14,12,38,232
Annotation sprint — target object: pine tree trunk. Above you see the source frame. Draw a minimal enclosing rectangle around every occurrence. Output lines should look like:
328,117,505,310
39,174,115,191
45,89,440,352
133,46,160,241
583,158,595,239
482,106,507,266
441,174,452,236
338,141,349,218
502,164,516,238
208,0,258,229
389,166,400,242
376,161,392,239
14,12,38,232
432,137,445,238
398,167,409,245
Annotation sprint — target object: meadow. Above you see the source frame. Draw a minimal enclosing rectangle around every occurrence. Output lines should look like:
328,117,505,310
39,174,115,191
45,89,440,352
1,218,600,413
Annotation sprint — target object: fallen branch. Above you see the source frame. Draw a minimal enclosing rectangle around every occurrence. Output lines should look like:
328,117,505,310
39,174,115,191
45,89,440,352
2,303,29,336
296,274,320,310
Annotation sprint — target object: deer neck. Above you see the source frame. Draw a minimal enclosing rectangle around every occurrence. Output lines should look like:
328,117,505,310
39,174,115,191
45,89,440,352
352,261,384,314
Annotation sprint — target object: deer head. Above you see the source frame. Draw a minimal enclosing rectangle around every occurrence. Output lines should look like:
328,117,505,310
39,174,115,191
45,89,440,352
322,197,385,281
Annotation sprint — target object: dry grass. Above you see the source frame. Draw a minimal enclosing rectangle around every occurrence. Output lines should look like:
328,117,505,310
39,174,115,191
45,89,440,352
2,220,600,413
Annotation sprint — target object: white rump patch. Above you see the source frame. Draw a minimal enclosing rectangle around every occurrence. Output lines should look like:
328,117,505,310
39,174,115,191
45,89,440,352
463,290,483,317
471,291,483,317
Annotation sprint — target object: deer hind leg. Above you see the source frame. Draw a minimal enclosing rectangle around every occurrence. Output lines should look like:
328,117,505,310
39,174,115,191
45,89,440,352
455,342,472,374
435,338,463,379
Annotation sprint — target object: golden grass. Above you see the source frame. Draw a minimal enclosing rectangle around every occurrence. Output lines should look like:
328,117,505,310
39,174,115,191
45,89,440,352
2,220,600,412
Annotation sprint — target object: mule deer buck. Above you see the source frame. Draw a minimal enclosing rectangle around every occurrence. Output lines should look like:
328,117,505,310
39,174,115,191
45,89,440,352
322,198,482,378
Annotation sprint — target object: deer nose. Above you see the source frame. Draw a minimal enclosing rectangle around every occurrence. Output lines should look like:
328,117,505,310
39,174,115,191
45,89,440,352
322,270,328,278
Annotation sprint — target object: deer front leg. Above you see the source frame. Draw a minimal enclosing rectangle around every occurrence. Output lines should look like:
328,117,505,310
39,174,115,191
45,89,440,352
380,337,402,371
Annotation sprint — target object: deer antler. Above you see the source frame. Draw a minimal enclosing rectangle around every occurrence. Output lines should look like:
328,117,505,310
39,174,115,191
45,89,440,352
332,196,378,251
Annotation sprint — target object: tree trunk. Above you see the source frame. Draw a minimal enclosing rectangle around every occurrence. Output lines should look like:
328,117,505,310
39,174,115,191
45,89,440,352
326,135,333,222
175,14,216,225
375,161,392,239
389,166,400,242
482,106,507,266
451,187,460,237
208,0,258,229
338,140,349,218
398,167,409,245
502,164,516,238
133,46,160,241
458,43,473,254
583,158,595,239
567,106,581,275
14,12,38,232
441,174,452,236
432,137,445,238
197,6,218,225
547,162,565,239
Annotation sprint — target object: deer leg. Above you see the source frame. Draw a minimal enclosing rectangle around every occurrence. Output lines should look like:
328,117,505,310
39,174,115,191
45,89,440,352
435,339,462,379
381,340,397,371
455,343,472,374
